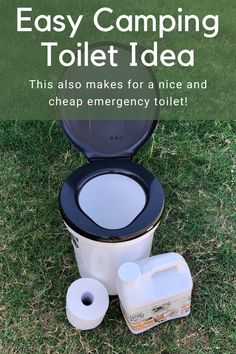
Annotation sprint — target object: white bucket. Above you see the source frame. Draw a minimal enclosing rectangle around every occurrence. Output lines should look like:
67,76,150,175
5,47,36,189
65,222,159,295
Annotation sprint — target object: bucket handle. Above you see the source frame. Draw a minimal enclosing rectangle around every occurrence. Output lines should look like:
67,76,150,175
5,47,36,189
142,254,185,279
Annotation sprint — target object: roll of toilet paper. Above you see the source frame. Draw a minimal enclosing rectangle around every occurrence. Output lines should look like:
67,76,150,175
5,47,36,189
66,278,109,330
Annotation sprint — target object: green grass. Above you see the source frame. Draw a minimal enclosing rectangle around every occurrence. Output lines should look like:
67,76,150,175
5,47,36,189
0,120,235,353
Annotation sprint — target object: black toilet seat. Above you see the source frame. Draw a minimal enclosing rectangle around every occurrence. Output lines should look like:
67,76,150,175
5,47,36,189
60,159,164,243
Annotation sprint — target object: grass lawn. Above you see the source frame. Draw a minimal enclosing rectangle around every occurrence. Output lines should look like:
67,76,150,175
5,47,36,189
0,120,235,353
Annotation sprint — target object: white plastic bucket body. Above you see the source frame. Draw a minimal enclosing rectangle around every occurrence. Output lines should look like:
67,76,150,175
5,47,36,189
65,222,159,295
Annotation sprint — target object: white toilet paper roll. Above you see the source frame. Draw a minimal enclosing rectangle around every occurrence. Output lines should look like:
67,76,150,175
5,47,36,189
66,278,109,330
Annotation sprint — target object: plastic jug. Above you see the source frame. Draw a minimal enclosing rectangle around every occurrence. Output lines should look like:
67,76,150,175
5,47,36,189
116,252,193,334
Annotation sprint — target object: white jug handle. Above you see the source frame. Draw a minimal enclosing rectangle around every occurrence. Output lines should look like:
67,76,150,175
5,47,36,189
142,256,185,279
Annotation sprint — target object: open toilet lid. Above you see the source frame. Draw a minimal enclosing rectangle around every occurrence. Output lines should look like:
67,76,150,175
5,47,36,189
60,120,157,160
58,43,159,160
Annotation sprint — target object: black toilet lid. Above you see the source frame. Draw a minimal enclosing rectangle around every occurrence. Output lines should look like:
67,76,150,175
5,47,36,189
58,43,159,160
60,120,157,160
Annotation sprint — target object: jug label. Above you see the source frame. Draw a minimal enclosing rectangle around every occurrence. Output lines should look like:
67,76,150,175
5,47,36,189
121,294,191,334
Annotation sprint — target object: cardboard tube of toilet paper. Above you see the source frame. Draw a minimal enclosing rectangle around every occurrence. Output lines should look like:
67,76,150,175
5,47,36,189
66,278,109,330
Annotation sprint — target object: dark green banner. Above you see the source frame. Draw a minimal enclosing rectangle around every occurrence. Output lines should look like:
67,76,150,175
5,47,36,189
1,0,235,120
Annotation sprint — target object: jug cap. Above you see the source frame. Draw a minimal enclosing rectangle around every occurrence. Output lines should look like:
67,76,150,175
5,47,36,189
118,262,142,283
